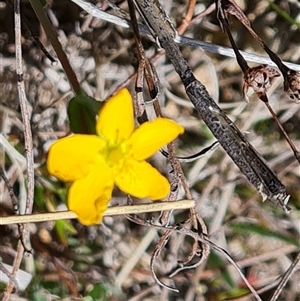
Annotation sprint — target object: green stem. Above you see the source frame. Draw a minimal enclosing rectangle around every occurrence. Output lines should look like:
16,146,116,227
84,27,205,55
29,0,81,94
269,1,300,31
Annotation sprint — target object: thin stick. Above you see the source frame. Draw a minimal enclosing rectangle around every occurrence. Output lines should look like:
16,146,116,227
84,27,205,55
14,0,34,217
0,200,195,225
177,0,196,34
3,0,35,296
265,101,300,163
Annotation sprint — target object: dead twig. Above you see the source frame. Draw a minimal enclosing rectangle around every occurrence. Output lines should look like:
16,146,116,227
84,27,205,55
3,0,35,297
135,0,290,212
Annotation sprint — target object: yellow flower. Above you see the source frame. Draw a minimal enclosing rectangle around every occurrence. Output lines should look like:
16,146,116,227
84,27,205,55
47,89,184,225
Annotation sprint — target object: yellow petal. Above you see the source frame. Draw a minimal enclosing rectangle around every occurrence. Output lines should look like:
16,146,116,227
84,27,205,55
47,135,105,182
68,165,114,225
126,118,184,161
114,159,170,200
96,88,134,144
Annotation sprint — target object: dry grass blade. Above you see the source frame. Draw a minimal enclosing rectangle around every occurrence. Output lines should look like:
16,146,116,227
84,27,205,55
269,252,300,301
29,0,81,94
0,200,195,225
115,227,158,289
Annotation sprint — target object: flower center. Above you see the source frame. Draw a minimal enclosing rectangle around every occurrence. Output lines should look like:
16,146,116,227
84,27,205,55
108,147,123,163
105,143,128,168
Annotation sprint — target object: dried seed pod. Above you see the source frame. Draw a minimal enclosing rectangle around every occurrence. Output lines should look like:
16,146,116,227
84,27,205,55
243,65,280,102
284,70,300,103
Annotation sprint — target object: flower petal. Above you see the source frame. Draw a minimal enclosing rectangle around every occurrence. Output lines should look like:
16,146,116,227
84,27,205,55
68,165,114,225
47,135,105,182
96,88,134,143
126,118,184,161
114,159,170,200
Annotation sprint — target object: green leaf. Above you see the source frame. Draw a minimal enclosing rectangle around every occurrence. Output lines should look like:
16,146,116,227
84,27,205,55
55,219,77,245
68,93,103,134
229,222,300,247
34,183,47,209
268,1,300,31
219,287,250,300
